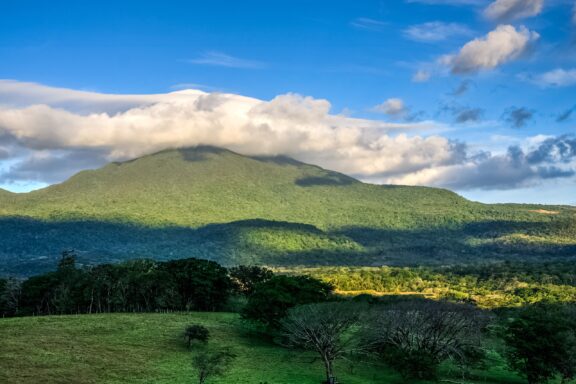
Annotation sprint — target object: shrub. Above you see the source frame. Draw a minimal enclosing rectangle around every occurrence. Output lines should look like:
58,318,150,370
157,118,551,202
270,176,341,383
184,324,210,348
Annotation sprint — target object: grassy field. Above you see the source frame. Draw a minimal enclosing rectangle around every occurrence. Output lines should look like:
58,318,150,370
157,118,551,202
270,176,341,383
0,312,525,384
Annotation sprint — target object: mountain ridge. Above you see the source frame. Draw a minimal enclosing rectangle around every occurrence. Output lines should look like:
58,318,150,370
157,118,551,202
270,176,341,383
1,146,478,229
0,145,575,275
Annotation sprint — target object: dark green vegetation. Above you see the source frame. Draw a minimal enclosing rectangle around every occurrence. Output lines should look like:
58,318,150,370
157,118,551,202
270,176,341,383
286,262,576,308
2,259,575,383
0,146,575,276
503,304,576,384
2,256,233,317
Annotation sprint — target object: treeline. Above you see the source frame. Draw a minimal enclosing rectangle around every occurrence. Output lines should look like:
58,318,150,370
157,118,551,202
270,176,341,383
0,252,240,316
287,262,576,308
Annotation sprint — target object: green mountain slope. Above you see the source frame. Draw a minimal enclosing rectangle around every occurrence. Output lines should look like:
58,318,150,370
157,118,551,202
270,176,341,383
6,146,474,228
1,146,575,275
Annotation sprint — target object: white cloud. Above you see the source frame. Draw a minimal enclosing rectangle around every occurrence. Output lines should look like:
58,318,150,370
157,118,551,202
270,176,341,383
483,0,543,21
387,136,576,190
443,25,539,74
0,79,192,114
0,80,457,185
188,51,264,69
403,22,473,42
412,70,432,82
0,80,574,192
372,98,407,117
525,68,576,87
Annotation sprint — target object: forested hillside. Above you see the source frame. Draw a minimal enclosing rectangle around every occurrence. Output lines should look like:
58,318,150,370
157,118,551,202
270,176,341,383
1,146,575,275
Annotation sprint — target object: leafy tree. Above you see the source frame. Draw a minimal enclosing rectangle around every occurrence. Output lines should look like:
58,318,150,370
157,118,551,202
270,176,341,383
229,265,273,296
366,300,489,380
161,258,232,311
503,304,576,384
281,302,362,384
192,348,236,384
19,272,60,315
242,275,333,328
185,324,210,348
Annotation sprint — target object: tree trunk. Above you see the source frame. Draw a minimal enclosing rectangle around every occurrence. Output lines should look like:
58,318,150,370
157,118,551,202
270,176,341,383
323,355,334,384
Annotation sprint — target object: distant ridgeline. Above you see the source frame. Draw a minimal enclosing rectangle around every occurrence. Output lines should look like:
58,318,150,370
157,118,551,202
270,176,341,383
0,146,575,276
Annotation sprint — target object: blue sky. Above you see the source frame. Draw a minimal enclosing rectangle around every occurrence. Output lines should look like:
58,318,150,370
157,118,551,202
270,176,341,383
0,0,575,204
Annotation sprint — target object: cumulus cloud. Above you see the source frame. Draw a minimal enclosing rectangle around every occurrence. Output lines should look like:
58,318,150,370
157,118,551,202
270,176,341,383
387,135,576,189
0,80,460,186
483,0,543,21
403,22,473,42
0,80,574,191
441,103,484,123
455,107,484,123
443,25,539,74
503,107,534,128
372,98,408,117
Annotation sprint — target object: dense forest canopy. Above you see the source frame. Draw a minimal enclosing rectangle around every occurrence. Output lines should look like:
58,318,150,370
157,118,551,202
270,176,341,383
0,147,575,276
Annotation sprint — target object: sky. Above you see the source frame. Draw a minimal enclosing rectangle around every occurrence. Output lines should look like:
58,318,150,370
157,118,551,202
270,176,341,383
0,0,575,204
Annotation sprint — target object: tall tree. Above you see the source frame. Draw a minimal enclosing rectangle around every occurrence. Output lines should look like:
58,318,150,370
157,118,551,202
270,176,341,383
504,304,576,384
242,275,333,328
229,265,273,296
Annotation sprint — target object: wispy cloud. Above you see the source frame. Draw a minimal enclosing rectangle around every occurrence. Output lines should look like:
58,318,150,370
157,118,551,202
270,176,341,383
557,106,576,122
483,0,543,21
521,68,576,87
169,83,220,92
188,51,265,69
350,18,387,31
412,70,431,82
503,107,534,128
403,22,473,42
406,0,487,5
450,80,474,96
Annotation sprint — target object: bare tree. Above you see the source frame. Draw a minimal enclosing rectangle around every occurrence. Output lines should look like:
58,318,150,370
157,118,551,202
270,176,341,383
281,302,363,384
1,278,22,316
365,300,490,380
192,348,236,384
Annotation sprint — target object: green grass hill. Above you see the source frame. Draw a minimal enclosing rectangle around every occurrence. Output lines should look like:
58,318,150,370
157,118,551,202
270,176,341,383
0,312,523,384
1,146,575,275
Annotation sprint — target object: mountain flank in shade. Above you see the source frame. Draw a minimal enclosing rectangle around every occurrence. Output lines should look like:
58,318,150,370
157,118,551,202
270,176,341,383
1,146,575,275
